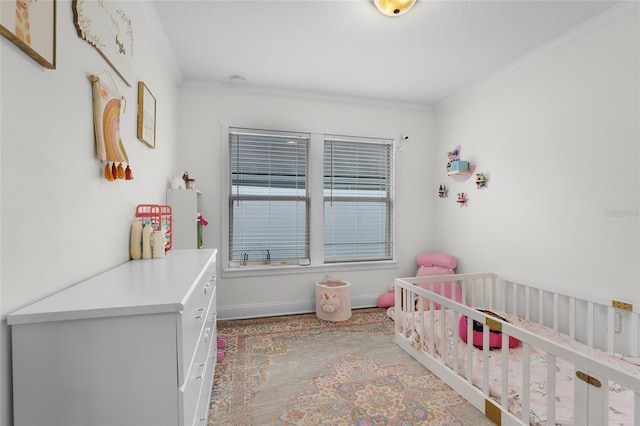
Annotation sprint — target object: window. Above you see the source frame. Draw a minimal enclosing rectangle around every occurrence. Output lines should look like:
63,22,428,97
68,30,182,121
226,127,394,270
229,128,310,266
323,137,394,263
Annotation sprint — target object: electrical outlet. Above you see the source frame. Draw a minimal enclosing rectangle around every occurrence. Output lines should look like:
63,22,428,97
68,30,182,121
614,312,622,333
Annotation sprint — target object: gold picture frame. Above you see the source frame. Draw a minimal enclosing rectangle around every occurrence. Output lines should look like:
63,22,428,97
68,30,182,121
0,0,56,69
137,82,156,148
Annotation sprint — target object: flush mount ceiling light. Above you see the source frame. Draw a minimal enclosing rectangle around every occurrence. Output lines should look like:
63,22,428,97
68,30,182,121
374,0,417,16
230,75,246,87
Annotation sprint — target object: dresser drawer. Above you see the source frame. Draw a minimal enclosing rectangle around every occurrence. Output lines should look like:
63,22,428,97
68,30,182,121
193,348,217,426
182,303,217,426
192,312,218,426
179,273,216,381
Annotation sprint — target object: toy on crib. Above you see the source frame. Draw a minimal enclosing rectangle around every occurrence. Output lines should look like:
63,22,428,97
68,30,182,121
320,292,340,313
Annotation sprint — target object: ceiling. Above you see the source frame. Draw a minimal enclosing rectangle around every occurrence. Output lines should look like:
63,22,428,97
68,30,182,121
150,0,624,107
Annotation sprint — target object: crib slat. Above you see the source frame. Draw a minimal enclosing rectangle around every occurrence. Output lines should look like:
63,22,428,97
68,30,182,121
501,334,509,408
439,307,446,366
482,328,490,397
547,354,556,424
553,293,559,331
538,288,544,325
587,302,594,347
632,313,639,357
607,307,615,353
522,344,531,424
569,297,576,339
452,311,459,375
525,286,531,320
466,316,473,385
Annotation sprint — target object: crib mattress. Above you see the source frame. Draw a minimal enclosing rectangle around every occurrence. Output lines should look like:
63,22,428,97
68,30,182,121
389,307,640,425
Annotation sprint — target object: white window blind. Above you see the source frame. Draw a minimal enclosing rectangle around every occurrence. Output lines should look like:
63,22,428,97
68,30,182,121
229,128,310,266
323,137,394,263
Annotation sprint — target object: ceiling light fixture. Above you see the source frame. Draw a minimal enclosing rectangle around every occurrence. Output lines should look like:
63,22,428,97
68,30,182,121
230,75,246,87
374,0,416,16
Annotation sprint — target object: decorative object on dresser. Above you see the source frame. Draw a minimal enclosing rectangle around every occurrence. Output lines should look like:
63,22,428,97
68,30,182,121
8,249,218,426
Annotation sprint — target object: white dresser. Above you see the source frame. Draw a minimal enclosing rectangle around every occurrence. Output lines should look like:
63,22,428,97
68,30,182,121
8,249,218,426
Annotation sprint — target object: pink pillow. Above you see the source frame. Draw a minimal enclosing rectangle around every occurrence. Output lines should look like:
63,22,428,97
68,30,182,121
459,310,520,349
416,253,457,270
377,292,395,308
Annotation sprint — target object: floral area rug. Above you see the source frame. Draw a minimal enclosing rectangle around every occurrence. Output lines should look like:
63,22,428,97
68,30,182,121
209,308,493,425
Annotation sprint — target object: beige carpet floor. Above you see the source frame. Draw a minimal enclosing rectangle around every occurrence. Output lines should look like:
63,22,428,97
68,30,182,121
208,308,493,425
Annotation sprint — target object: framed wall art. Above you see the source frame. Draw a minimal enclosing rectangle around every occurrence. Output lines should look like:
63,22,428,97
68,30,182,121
137,82,156,148
0,0,56,69
73,0,133,86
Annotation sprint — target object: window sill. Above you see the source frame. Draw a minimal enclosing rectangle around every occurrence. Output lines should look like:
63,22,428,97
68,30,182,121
222,260,399,278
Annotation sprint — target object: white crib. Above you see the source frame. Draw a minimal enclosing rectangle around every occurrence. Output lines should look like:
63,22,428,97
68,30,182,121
392,272,640,425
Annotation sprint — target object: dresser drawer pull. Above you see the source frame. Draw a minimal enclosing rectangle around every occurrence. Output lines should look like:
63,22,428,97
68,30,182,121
203,283,210,294
196,308,205,319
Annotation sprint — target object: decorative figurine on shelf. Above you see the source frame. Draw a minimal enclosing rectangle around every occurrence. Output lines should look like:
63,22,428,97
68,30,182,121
438,184,448,198
475,173,488,189
457,192,468,206
447,145,460,161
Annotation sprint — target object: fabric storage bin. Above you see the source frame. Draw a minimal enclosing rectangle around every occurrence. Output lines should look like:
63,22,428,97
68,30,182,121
315,279,352,321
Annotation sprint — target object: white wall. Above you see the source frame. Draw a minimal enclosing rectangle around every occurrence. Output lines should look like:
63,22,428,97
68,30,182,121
434,10,640,302
0,1,179,424
1,2,638,424
175,87,437,317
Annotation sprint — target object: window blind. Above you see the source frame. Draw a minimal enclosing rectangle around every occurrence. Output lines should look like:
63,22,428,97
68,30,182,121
229,128,310,266
323,137,394,263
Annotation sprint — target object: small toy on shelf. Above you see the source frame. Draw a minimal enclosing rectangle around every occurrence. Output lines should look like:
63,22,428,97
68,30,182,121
457,192,468,207
438,184,448,198
475,173,488,189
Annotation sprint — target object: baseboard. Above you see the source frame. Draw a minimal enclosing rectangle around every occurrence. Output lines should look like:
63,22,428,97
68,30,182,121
217,294,380,320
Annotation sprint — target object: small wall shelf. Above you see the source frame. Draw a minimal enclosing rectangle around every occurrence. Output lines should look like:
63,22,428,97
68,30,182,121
475,173,488,189
446,145,475,182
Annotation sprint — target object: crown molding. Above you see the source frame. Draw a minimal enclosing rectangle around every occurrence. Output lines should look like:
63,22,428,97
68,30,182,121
436,1,640,111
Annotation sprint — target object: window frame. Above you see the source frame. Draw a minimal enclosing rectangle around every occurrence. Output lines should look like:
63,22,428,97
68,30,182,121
221,125,398,277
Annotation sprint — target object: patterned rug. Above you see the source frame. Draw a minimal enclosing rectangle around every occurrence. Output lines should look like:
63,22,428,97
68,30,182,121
208,308,493,425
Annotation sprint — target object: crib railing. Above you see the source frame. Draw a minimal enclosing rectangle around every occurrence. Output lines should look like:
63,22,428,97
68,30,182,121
394,272,640,426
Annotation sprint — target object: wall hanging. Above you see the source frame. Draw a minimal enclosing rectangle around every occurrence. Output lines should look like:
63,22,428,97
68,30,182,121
73,0,133,86
446,145,475,182
137,82,156,148
456,193,468,207
89,72,133,181
0,0,56,68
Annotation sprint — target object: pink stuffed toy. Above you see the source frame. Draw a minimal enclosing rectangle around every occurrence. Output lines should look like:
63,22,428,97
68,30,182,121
377,283,395,308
